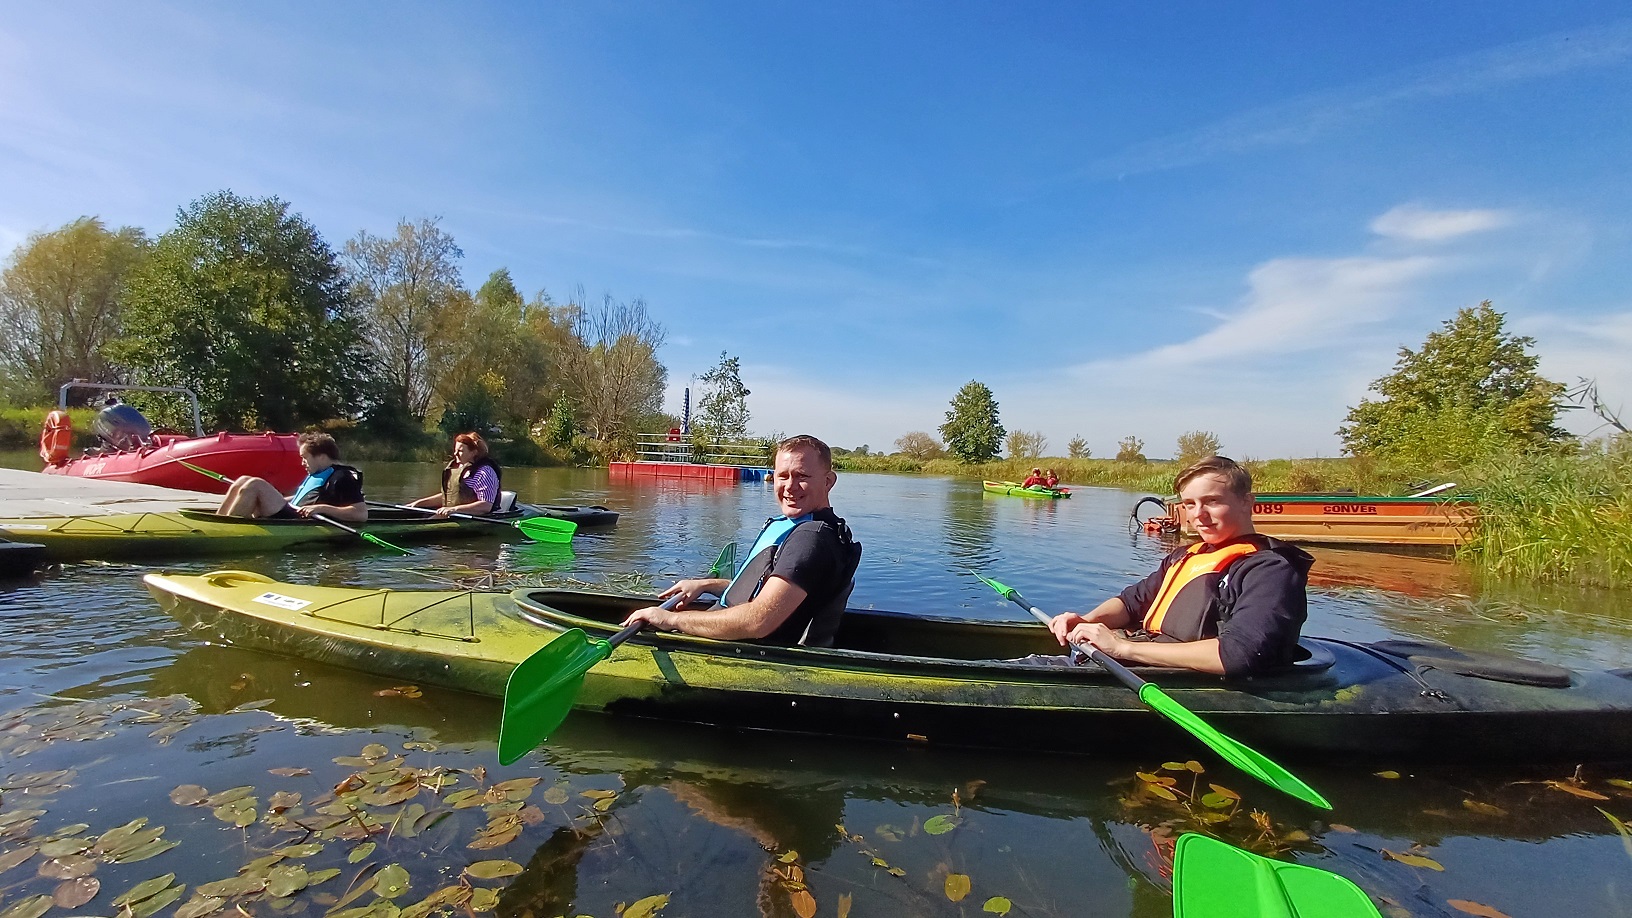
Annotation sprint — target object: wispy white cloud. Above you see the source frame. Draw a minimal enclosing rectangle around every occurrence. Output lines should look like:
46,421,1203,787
1072,253,1443,375
1370,204,1514,242
1082,20,1632,179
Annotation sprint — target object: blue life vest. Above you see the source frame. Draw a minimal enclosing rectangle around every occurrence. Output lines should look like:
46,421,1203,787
289,467,335,506
718,514,812,607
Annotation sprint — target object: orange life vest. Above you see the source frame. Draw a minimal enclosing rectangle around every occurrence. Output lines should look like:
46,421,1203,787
1141,540,1261,641
39,410,72,465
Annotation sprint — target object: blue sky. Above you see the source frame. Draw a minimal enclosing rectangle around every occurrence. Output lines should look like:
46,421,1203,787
3,3,1631,458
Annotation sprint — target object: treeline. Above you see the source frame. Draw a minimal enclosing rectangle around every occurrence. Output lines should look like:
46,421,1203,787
0,191,675,462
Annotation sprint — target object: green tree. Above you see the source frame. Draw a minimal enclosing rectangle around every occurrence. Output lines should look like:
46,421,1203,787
1175,430,1222,466
1006,429,1047,459
344,217,464,422
432,269,552,437
554,292,667,450
114,191,373,431
1115,435,1146,463
694,351,751,440
1066,435,1090,459
894,431,944,459
940,380,1005,462
1339,301,1568,460
0,217,148,403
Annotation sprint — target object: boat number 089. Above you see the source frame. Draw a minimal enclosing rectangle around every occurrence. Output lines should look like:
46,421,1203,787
1253,503,1284,514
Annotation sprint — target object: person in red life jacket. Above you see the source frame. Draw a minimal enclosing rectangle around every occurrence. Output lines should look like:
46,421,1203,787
1021,468,1045,488
409,432,501,517
621,434,863,645
1043,469,1060,488
1046,455,1314,677
217,432,367,522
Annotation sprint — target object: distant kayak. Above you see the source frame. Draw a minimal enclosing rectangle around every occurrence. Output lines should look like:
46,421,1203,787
526,504,619,527
983,480,1070,499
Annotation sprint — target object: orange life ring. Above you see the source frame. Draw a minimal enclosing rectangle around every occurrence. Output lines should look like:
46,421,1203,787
40,410,72,465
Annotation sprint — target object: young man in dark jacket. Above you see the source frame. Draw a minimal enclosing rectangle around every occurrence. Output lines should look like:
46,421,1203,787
1047,455,1314,677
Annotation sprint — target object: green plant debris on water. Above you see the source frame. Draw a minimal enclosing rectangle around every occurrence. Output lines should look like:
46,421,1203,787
5,690,1632,917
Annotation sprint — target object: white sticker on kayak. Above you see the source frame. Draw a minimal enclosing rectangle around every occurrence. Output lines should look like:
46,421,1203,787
253,591,311,611
0,524,49,530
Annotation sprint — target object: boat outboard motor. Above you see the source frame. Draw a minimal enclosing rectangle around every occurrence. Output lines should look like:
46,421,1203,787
92,398,153,451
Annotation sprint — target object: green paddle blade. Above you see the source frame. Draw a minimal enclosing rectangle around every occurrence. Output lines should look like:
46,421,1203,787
1138,684,1330,810
516,515,577,543
711,542,737,577
1172,833,1381,918
358,530,414,555
497,628,611,765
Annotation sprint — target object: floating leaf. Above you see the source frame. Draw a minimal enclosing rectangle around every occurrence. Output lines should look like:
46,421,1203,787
0,845,39,873
197,875,266,898
374,686,423,698
580,788,617,800
170,784,209,806
445,789,482,809
1382,849,1444,871
38,855,97,879
467,817,522,850
403,741,437,752
1374,770,1401,779
945,873,972,902
623,894,670,918
0,894,53,918
204,786,255,807
1136,772,1177,787
130,883,185,918
542,786,570,806
267,865,310,898
593,796,616,813
887,867,905,877
924,814,960,835
790,888,816,918
349,842,377,863
394,803,429,838
464,861,524,880
269,791,303,811
1199,792,1236,809
469,888,499,913
361,743,391,760
213,800,258,828
175,895,227,918
269,767,312,777
375,864,411,899
493,777,540,801
39,837,90,858
1448,901,1513,918
115,837,180,863
114,872,178,907
52,876,99,908
1462,799,1508,817
1608,778,1632,790
838,892,852,918
1546,780,1610,801
90,817,148,855
329,872,378,911
1144,784,1179,801
777,850,800,864
983,896,1013,915
277,842,325,858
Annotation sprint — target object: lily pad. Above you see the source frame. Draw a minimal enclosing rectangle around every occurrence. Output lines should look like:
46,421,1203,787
924,814,961,835
0,894,53,918
623,893,669,918
37,854,97,879
277,842,326,858
52,876,100,908
375,864,411,899
468,888,499,913
267,865,310,898
204,785,256,807
113,872,178,907
0,844,39,873
175,895,228,918
464,860,523,880
541,786,570,806
349,841,377,863
170,784,209,806
197,874,268,898
983,896,1013,915
945,874,971,902
39,837,91,858
308,867,342,886
361,743,392,760
114,837,180,863
89,817,148,855
130,883,186,918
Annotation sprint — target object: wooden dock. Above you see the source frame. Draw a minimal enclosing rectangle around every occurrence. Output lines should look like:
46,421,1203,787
0,468,218,519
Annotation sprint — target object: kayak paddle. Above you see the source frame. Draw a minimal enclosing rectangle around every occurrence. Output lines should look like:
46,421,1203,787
972,572,1330,810
366,500,576,543
497,542,737,765
179,460,412,556
1171,833,1381,918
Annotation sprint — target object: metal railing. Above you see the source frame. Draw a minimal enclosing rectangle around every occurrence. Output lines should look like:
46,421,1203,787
633,436,770,467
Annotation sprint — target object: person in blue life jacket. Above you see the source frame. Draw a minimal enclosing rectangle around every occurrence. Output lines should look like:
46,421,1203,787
621,434,863,645
217,432,367,523
1045,455,1314,677
408,432,501,517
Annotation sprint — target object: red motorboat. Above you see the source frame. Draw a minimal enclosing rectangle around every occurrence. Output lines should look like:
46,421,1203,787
39,383,305,495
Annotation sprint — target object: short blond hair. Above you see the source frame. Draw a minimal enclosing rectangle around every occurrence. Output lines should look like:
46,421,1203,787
1175,455,1251,498
776,434,832,470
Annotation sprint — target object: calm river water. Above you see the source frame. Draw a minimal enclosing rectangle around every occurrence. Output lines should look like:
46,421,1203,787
3,457,1632,917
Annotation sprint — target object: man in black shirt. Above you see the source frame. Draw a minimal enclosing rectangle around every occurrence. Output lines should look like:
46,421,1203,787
1046,456,1313,677
621,435,861,646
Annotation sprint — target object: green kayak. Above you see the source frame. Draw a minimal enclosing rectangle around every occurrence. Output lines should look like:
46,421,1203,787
143,570,1632,762
982,480,1070,498
0,507,523,561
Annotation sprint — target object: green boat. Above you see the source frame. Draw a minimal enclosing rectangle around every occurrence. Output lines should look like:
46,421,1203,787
143,570,1632,763
0,507,523,561
982,480,1070,499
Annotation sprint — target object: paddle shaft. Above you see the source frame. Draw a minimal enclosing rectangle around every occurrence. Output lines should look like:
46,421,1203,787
367,500,511,526
1007,590,1148,693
